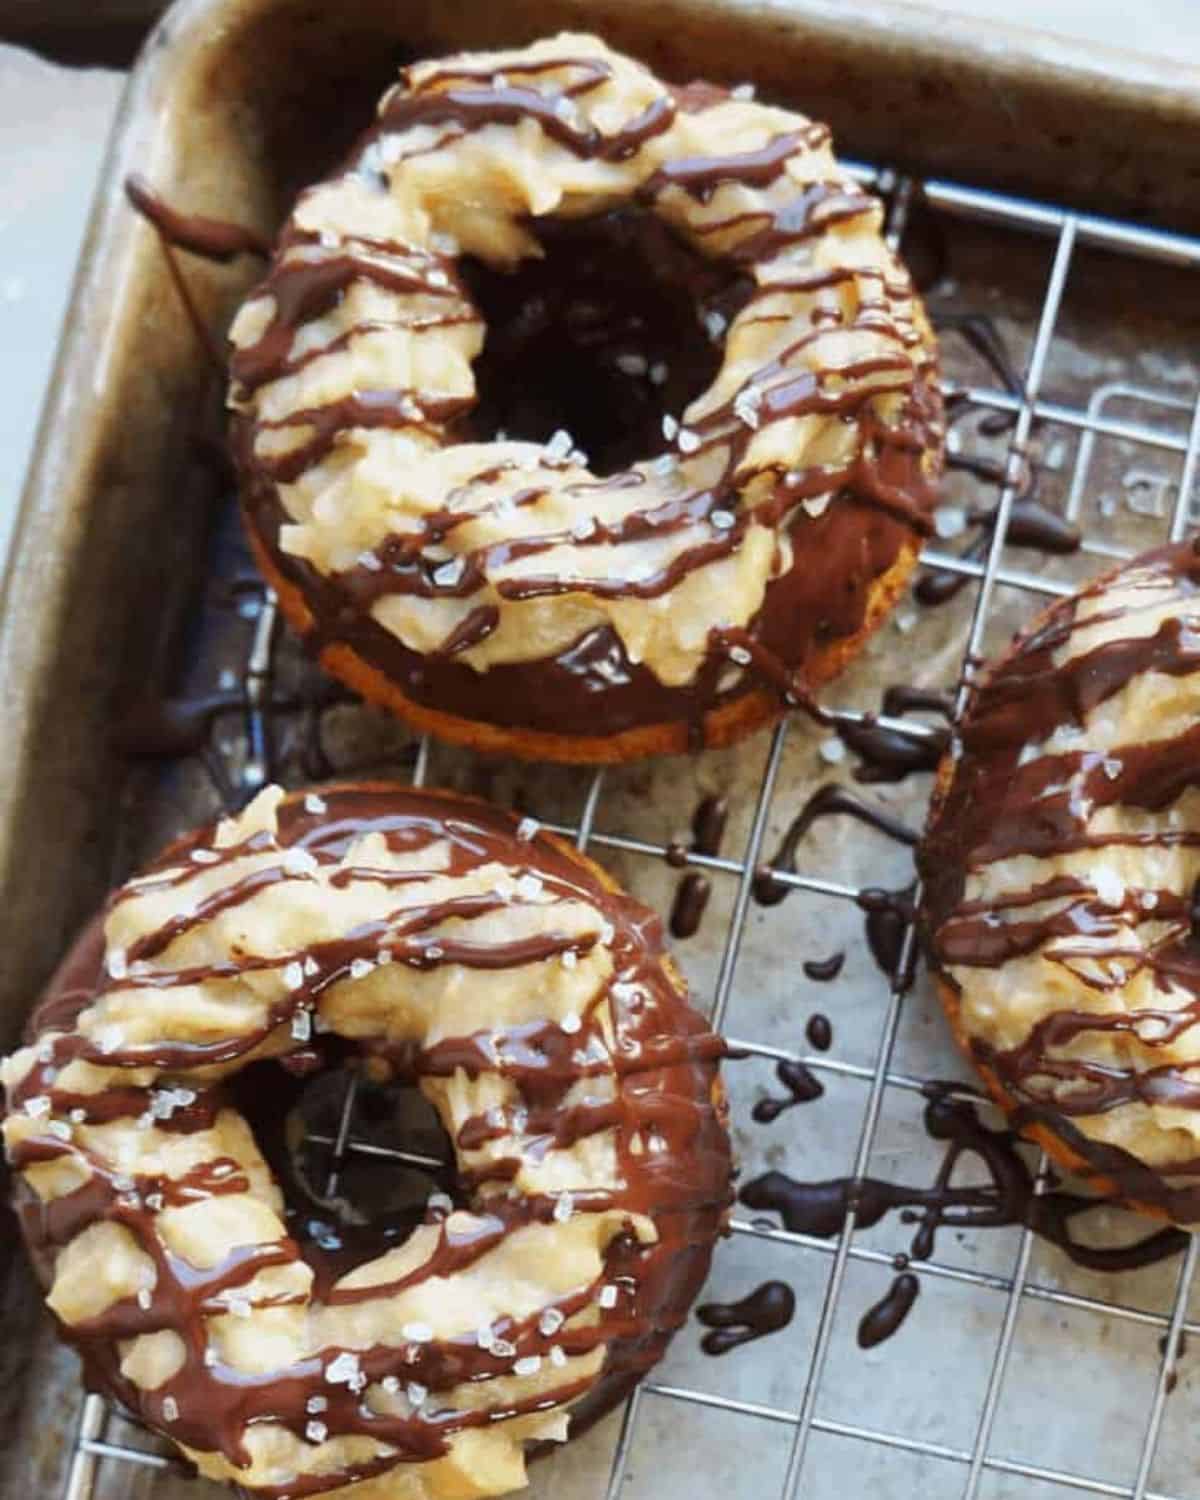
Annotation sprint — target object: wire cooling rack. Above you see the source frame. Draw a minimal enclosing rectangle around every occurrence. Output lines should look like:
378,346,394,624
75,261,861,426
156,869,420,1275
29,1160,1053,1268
57,160,1200,1500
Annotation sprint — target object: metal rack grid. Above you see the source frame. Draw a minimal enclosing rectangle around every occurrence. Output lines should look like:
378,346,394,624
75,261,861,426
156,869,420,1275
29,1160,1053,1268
58,160,1200,1500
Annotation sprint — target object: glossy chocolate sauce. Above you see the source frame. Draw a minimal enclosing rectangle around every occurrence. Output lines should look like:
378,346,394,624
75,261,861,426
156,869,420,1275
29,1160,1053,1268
231,50,942,747
857,1273,919,1348
9,787,733,1493
751,1059,824,1122
668,795,729,940
695,1280,795,1355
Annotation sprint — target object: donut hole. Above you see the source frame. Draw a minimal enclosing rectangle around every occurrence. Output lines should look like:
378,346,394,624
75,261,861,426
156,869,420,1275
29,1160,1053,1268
234,1061,456,1284
459,209,750,474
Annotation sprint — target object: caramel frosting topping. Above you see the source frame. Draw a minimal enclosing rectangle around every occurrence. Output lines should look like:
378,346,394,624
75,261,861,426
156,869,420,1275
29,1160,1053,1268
3,785,731,1498
921,542,1200,1222
230,32,940,721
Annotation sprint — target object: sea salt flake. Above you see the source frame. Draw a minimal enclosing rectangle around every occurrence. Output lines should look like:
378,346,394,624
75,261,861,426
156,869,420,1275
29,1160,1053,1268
677,428,701,454
46,1120,72,1142
653,453,677,477
283,962,305,991
69,1109,86,1125
539,1308,565,1337
598,1284,618,1309
704,310,727,341
291,1009,312,1042
545,428,573,461
402,1322,434,1344
933,505,967,539
307,1395,328,1414
477,1325,496,1350
190,849,220,865
427,1192,453,1214
204,1347,218,1367
426,268,450,289
553,1192,575,1223
349,958,375,981
554,95,576,120
23,1096,50,1118
433,555,467,588
107,949,128,980
1141,892,1159,911
649,361,668,386
283,847,319,878
1093,868,1125,908
147,1193,164,1211
326,1353,361,1385
516,874,543,901
561,948,579,971
728,645,752,667
600,922,615,945
357,551,383,572
381,1376,400,1394
490,1338,516,1358
304,957,319,977
137,1288,153,1310
661,414,679,442
1102,757,1123,780
561,1011,582,1032
801,493,833,519
514,1355,542,1377
305,1420,328,1444
162,1398,179,1423
731,82,755,100
516,817,540,842
549,1345,568,1368
616,353,647,376
406,1381,428,1407
819,737,846,765
571,516,597,541
228,1296,252,1319
710,509,736,531
97,1026,125,1055
424,944,444,961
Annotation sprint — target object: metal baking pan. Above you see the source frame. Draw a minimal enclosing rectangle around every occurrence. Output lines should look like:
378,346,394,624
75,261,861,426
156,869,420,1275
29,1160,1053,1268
5,2,1200,1498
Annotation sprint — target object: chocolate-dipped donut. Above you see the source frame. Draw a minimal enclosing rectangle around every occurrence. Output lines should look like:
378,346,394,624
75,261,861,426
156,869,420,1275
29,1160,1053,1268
230,32,943,763
2,784,731,1498
920,541,1200,1224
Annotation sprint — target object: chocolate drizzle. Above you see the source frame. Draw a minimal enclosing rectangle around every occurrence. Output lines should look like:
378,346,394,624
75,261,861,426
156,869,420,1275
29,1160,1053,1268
668,795,729,939
751,1059,824,1122
6,786,732,1493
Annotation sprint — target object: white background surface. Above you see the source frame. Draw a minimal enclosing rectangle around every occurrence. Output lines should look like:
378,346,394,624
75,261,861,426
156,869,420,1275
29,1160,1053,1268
1,2,1199,569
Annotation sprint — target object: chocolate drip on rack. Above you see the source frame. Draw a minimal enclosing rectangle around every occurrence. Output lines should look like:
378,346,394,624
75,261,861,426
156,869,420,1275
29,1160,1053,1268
752,1059,824,1122
669,795,729,939
696,1280,795,1355
857,1273,919,1348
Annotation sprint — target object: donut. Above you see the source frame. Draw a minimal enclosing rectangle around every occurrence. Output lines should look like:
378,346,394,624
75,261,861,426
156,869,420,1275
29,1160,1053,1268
919,541,1200,1224
229,32,944,763
2,784,731,1498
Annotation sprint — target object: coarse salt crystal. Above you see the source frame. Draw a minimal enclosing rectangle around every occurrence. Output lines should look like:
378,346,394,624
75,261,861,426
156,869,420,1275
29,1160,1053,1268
1093,868,1125,908
545,428,573,461
490,1337,516,1358
553,1192,574,1223
1102,757,1123,780
307,1395,327,1414
516,874,543,901
539,1307,565,1337
427,1191,453,1214
204,1346,218,1367
653,453,677,477
730,82,755,100
1141,892,1159,911
69,1109,86,1125
801,493,833,519
600,922,614,945
710,509,736,531
933,505,967,539
349,958,374,981
616,353,647,376
571,516,597,541
23,1096,50,1118
561,950,579,971
381,1376,400,1394
137,1288,153,1310
283,962,305,991
516,817,539,842
306,1420,328,1444
477,1325,496,1350
549,1345,568,1368
190,849,220,865
514,1355,541,1377
97,1026,124,1054
304,793,328,815
357,551,383,572
291,1009,312,1042
819,737,846,765
424,944,444,961
47,1119,72,1141
553,95,576,120
561,1012,582,1033
426,268,450,289
304,957,319,977
728,645,752,666
162,1398,178,1423
677,428,701,453
598,1285,619,1309
704,310,727,341
147,1193,164,1210
283,847,319,878
326,1353,361,1385
107,950,128,980
406,1381,428,1407
661,414,679,442
433,556,466,588
402,1322,434,1344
